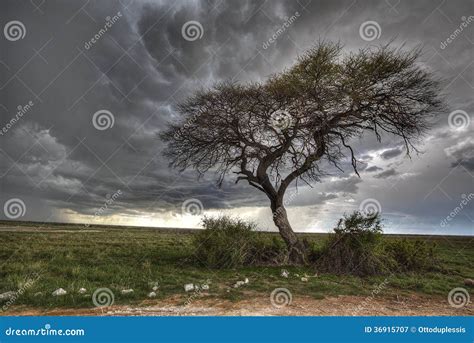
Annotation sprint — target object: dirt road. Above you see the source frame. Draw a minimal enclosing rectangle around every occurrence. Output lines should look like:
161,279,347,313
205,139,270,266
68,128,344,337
4,293,472,316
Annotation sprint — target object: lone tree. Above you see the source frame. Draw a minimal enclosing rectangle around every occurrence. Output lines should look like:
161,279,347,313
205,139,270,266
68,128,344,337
161,42,444,263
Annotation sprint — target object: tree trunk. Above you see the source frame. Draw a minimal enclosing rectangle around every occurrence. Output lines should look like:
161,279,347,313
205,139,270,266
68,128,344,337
272,204,308,264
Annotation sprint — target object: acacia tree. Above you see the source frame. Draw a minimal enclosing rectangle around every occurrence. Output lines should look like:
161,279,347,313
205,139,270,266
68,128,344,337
161,42,444,263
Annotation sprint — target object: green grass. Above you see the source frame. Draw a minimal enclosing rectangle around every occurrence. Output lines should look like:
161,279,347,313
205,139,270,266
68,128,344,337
0,221,472,310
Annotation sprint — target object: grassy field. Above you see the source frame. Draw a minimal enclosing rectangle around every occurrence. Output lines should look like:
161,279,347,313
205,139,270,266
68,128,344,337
0,220,473,312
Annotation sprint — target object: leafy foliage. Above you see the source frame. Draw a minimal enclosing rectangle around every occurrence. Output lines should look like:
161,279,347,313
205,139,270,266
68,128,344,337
315,212,437,275
315,212,387,276
193,216,287,268
384,239,437,271
161,41,445,257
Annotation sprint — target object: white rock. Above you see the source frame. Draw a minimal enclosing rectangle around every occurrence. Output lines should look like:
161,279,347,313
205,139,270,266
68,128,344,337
52,288,67,296
0,291,16,301
201,284,210,291
152,285,159,291
244,278,249,284
121,289,134,295
281,269,289,278
184,283,194,292
148,291,157,298
234,281,245,288
78,288,87,294
301,277,308,282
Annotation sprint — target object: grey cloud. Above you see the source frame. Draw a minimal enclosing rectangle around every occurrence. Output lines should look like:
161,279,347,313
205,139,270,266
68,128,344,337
374,168,398,179
380,147,404,160
1,0,473,234
445,138,474,171
365,165,383,172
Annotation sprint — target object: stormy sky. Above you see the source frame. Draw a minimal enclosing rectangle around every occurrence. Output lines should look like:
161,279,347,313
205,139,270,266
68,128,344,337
0,0,473,235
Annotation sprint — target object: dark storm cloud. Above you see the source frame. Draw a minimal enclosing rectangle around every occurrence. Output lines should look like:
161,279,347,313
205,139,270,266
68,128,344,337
1,0,472,234
380,147,404,160
373,168,398,179
445,137,474,171
365,165,383,172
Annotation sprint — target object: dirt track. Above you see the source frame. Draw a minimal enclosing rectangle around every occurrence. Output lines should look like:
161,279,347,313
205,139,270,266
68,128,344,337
4,294,472,316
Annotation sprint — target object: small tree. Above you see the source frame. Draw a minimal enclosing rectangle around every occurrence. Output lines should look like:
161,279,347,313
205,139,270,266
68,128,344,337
161,42,444,263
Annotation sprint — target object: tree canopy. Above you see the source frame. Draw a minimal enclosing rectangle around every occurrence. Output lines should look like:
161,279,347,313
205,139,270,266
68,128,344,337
161,42,445,262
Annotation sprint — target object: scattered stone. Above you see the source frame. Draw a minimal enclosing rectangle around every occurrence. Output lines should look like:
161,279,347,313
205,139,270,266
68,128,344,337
281,269,289,278
244,278,249,284
149,281,159,289
464,278,474,286
0,291,16,301
52,288,67,296
301,277,308,282
184,284,194,292
201,284,210,291
78,288,87,294
148,291,157,298
121,289,134,295
234,281,245,288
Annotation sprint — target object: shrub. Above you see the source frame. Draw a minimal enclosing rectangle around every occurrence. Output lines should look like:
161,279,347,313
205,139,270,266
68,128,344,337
193,216,254,268
193,216,287,268
384,239,437,271
314,211,438,275
315,211,390,276
248,235,288,265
